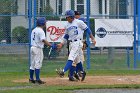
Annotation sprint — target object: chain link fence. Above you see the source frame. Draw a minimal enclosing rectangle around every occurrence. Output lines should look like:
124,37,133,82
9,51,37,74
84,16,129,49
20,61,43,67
0,0,29,72
0,0,138,73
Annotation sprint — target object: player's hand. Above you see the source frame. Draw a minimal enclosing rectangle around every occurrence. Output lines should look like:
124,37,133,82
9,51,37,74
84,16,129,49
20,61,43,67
92,39,96,45
82,41,88,50
51,43,57,49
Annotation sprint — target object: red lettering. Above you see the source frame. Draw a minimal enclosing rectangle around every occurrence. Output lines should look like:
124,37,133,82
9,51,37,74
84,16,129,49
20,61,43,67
47,26,65,41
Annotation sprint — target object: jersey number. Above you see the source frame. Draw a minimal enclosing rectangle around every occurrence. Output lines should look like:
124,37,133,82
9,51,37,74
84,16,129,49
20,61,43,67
74,30,78,35
33,32,35,40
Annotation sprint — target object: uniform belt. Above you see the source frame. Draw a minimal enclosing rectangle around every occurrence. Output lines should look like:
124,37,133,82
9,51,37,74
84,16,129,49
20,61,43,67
69,39,82,42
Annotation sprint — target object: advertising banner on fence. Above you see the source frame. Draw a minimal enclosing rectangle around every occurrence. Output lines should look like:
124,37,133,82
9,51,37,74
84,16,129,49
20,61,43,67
46,21,67,42
95,19,134,47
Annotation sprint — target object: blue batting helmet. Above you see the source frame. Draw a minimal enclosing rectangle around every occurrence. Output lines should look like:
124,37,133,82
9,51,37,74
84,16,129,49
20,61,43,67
65,10,75,18
37,17,46,26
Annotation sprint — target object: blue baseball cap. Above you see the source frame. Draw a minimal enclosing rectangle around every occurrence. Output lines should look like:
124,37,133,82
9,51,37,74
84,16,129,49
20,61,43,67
65,10,75,18
37,17,46,26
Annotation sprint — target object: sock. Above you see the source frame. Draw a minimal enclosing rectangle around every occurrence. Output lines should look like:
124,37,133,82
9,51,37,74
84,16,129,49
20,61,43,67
29,69,34,80
69,66,76,78
35,69,40,80
63,60,73,72
76,62,83,73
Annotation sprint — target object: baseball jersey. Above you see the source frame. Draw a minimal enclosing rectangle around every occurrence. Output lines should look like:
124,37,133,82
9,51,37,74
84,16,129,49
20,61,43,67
64,19,87,41
31,27,46,48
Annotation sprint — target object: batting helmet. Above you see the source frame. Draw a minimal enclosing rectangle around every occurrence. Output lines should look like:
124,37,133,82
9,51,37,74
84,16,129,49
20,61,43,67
37,17,46,26
65,10,75,18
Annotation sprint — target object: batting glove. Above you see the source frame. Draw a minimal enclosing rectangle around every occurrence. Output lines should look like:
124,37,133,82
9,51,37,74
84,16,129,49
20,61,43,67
51,43,57,49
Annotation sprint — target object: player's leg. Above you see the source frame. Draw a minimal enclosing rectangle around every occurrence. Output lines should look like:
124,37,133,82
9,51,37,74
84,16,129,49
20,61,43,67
75,49,84,72
34,48,45,84
29,47,36,83
56,60,73,78
76,49,86,81
70,57,80,80
56,42,79,81
69,64,77,81
68,41,84,81
67,42,81,81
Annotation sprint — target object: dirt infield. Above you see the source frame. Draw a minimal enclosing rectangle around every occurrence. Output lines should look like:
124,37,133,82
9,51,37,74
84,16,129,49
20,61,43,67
13,75,140,86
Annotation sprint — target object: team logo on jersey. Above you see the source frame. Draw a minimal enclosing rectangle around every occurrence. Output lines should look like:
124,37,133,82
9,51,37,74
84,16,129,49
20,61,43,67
47,26,65,41
67,26,77,31
96,27,107,38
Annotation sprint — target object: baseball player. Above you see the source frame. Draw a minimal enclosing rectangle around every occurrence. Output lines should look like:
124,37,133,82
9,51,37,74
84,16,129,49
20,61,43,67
67,11,88,81
73,11,88,81
56,10,96,81
29,17,56,84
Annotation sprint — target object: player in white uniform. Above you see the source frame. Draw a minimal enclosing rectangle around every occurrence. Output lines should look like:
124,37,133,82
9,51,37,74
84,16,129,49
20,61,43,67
29,17,56,84
56,10,96,81
67,11,87,81
72,11,87,81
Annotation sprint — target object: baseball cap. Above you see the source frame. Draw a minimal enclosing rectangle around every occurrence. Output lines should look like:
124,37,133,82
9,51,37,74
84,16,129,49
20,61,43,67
74,11,81,15
65,10,75,18
37,17,46,26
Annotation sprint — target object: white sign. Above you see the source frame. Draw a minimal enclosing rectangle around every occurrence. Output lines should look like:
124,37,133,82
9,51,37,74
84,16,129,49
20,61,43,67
46,21,67,42
95,19,134,47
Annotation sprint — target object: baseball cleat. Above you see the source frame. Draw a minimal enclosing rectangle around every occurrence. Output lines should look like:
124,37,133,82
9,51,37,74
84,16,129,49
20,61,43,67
78,71,82,77
74,72,80,80
35,80,46,84
69,77,78,81
56,68,64,78
29,79,36,84
81,71,86,81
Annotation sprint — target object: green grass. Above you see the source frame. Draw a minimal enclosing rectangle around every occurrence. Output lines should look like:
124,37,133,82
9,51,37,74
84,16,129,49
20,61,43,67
0,54,140,93
0,71,140,93
0,70,140,93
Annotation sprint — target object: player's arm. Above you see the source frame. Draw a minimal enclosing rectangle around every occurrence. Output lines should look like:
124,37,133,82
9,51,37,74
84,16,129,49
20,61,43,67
42,39,51,46
57,27,69,49
57,34,69,49
85,27,96,45
40,31,52,47
79,20,96,45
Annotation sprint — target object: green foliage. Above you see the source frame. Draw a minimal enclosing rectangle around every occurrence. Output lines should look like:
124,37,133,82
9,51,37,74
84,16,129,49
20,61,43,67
12,26,28,43
45,16,60,20
0,31,5,41
0,0,17,15
40,4,54,15
45,4,54,15
89,18,95,35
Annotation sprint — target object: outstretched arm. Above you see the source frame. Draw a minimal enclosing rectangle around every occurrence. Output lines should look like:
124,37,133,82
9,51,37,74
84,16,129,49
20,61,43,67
89,33,96,45
85,28,96,45
57,34,69,49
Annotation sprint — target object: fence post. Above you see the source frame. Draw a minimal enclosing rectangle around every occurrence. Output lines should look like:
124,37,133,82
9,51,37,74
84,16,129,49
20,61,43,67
86,0,90,69
138,0,140,60
28,0,32,68
34,0,37,28
126,48,130,68
133,0,137,69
